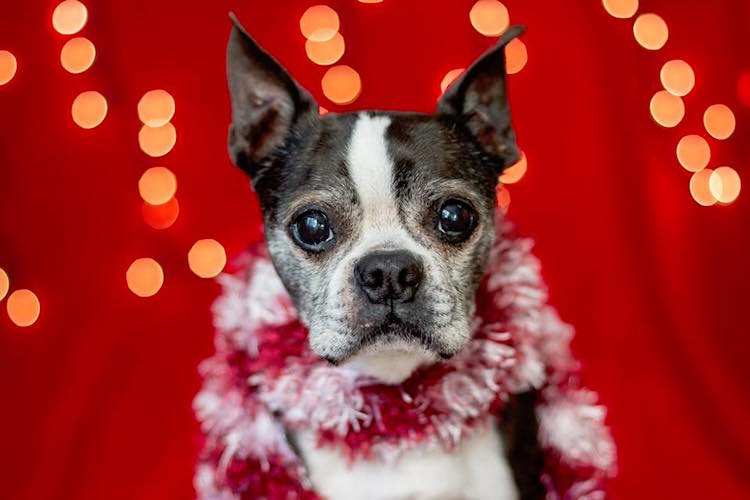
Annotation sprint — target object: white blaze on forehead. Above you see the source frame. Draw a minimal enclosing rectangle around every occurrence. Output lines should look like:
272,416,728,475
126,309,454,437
346,114,398,231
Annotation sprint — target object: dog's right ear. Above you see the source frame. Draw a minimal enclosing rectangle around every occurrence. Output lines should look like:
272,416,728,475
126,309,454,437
226,13,318,179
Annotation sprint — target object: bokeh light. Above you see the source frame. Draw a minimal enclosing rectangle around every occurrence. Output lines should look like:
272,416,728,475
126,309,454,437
188,239,227,279
138,122,177,157
676,135,710,173
633,13,668,50
138,166,177,205
689,169,717,206
60,37,95,74
305,32,345,66
126,258,164,297
499,152,527,184
142,197,180,230
0,50,18,85
496,185,511,210
660,60,694,96
52,0,88,35
321,65,361,105
703,104,735,140
505,39,527,75
709,166,741,204
738,70,750,108
300,5,340,42
7,289,40,327
649,90,684,127
440,68,464,94
602,0,638,19
0,268,8,301
71,91,107,129
137,90,175,128
470,0,510,37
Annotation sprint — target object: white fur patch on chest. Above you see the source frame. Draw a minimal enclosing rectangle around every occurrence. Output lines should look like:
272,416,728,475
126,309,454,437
295,422,518,500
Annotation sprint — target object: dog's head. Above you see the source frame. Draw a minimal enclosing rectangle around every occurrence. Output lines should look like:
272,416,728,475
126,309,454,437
226,16,522,383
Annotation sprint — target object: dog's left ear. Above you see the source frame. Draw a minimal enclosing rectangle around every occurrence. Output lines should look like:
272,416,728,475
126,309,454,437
436,26,525,173
226,13,318,180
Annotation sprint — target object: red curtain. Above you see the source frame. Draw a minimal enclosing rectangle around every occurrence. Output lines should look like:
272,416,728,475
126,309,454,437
1,1,748,498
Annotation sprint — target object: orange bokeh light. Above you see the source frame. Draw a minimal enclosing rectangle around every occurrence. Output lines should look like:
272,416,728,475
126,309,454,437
305,32,345,66
126,258,164,297
602,0,638,19
188,239,227,279
60,37,95,74
496,185,511,210
649,90,684,128
138,166,177,205
138,90,175,128
505,39,527,74
703,104,735,140
300,5,340,42
660,59,694,97
0,50,18,85
470,0,510,37
676,135,710,173
633,13,668,50
138,122,177,157
0,268,8,301
71,91,107,129
499,152,527,184
709,166,741,204
7,289,40,327
52,0,88,35
440,68,464,94
689,169,717,206
321,65,362,105
142,197,180,229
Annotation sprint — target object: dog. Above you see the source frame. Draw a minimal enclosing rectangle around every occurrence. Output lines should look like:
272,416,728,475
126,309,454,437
221,15,546,500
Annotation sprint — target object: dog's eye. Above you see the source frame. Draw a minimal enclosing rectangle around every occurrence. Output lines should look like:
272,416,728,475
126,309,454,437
438,200,475,241
291,210,333,251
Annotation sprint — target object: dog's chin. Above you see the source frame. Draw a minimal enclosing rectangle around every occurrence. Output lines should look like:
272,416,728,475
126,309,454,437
342,317,459,384
343,339,438,385
309,316,471,383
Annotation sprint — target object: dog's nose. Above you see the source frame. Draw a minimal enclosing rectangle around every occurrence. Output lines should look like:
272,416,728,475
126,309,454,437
354,250,423,304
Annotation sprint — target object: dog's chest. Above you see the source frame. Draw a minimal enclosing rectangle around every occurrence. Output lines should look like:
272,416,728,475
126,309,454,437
294,422,518,500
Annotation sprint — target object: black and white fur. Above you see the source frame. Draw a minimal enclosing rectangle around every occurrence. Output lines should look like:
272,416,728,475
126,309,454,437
226,15,543,500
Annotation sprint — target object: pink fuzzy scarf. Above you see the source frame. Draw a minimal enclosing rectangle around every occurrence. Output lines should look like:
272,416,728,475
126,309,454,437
193,221,617,499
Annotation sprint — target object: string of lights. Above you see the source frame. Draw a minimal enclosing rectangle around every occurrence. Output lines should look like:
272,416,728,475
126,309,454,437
0,0,230,321
0,0,99,326
300,5,362,108
603,0,741,206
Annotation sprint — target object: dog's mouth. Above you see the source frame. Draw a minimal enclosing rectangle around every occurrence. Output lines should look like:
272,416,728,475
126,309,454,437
363,314,427,345
325,313,452,365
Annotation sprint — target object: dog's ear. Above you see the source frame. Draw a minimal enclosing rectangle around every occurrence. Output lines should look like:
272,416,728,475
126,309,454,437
226,13,318,179
436,26,524,173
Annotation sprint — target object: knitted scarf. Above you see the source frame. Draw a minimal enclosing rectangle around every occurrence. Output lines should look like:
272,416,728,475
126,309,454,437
193,220,617,499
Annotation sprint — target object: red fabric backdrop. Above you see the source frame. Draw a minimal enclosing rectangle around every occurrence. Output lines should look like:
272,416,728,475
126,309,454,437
1,1,749,498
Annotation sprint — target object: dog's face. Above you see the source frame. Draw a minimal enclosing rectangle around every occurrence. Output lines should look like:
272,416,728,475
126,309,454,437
226,17,521,381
